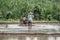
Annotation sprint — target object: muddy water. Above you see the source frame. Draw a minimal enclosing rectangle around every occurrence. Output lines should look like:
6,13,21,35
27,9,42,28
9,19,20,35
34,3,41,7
0,36,39,40
0,35,60,40
0,35,25,40
0,23,60,40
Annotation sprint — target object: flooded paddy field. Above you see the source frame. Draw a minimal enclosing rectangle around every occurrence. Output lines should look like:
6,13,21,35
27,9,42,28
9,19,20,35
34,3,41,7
0,22,60,40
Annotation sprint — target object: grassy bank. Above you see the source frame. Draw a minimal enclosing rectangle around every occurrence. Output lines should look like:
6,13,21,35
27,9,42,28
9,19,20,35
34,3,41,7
0,19,60,23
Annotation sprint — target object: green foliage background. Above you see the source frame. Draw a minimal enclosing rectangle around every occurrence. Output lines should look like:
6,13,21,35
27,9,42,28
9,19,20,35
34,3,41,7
0,0,60,21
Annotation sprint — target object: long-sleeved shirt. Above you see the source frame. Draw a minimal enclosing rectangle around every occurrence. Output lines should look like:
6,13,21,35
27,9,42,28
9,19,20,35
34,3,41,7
28,14,34,22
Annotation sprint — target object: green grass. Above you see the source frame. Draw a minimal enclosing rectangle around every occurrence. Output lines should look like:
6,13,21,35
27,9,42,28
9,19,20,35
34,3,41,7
0,19,59,23
33,20,60,22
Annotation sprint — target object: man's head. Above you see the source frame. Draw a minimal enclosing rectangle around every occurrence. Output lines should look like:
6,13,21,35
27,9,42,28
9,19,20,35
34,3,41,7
28,11,33,15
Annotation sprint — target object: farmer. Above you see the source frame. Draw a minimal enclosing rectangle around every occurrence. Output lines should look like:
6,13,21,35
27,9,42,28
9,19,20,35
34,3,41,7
28,11,34,30
22,16,27,26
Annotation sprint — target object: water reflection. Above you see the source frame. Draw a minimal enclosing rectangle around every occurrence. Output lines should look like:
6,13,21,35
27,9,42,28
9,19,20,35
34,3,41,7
0,36,38,40
0,36,60,40
1,36,19,40
26,37,31,40
48,36,55,40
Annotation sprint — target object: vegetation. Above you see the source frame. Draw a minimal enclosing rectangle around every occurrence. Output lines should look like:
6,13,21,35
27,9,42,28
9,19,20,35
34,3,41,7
0,0,60,22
